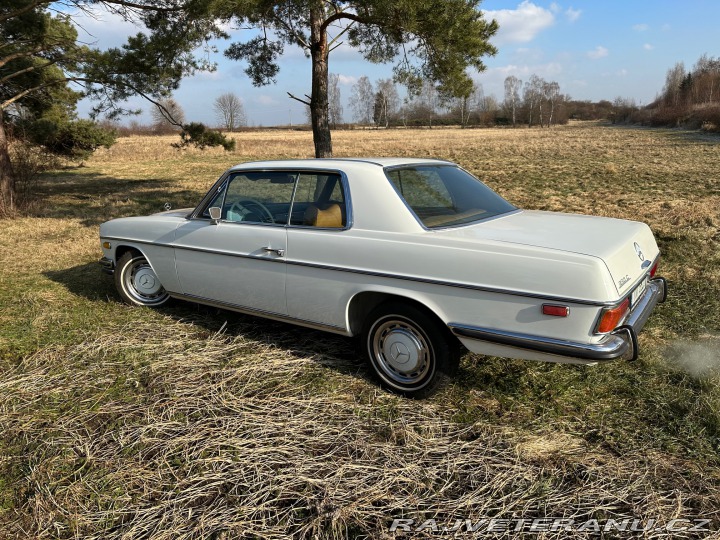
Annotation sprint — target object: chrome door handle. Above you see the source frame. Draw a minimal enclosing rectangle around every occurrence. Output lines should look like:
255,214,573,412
262,246,285,257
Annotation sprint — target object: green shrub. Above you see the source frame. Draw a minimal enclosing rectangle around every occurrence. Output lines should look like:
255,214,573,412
27,118,116,159
174,122,235,151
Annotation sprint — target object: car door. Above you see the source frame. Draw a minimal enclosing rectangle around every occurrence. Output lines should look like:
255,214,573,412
285,172,352,329
173,171,296,316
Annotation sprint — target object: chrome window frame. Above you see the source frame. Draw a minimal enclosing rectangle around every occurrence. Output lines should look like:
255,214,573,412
383,163,519,231
188,167,354,232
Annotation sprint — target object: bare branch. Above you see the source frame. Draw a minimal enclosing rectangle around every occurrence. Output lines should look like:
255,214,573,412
327,20,355,49
320,12,368,35
270,13,310,50
98,0,186,14
287,92,310,107
0,0,183,25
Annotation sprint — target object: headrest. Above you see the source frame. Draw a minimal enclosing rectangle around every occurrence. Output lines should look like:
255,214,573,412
304,203,343,228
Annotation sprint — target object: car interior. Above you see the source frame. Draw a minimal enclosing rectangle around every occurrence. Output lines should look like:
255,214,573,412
202,171,346,228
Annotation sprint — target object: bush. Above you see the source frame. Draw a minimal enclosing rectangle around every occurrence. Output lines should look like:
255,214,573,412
174,122,236,151
8,140,60,209
697,105,720,132
26,119,116,159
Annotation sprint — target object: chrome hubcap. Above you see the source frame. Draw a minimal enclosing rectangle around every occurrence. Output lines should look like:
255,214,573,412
123,258,167,305
382,329,422,372
372,317,431,386
132,267,162,296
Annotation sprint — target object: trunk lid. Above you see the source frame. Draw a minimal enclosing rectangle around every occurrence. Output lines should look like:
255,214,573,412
435,210,659,296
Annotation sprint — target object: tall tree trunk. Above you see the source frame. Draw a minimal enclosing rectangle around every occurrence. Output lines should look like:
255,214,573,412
0,109,15,213
309,3,332,158
527,102,533,128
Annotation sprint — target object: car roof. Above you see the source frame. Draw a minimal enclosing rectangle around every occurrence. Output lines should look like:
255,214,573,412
229,157,455,171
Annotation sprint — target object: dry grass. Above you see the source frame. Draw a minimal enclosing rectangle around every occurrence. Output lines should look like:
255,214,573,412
4,322,718,539
2,122,720,538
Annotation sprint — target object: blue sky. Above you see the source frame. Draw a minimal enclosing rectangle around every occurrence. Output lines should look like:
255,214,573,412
73,1,720,126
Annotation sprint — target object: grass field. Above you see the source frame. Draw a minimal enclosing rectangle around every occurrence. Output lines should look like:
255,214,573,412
1,122,720,538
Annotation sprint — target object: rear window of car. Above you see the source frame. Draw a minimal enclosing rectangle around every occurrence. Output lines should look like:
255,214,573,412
385,165,516,228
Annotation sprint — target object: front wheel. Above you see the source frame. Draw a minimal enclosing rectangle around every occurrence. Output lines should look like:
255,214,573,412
363,302,460,398
115,251,170,307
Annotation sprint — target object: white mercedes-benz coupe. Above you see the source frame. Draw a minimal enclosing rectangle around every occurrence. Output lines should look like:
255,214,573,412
100,158,667,397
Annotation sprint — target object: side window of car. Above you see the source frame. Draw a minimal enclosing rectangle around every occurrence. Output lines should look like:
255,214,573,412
388,168,454,210
289,173,346,229
219,172,296,224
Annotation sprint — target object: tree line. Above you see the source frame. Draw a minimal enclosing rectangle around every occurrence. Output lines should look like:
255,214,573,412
600,54,720,131
5,0,714,216
336,74,570,128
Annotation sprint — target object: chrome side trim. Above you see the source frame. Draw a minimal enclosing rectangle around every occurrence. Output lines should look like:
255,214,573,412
448,324,630,362
169,292,350,335
100,235,617,307
284,259,614,306
103,237,287,264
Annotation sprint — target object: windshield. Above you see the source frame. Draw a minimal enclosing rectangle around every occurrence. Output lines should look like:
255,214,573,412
385,165,516,228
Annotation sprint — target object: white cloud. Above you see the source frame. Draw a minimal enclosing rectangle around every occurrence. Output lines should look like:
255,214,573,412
587,46,609,59
565,7,581,22
488,61,562,79
617,69,628,77
633,23,649,31
643,43,654,51
255,95,278,106
337,75,357,86
483,1,555,45
549,2,561,14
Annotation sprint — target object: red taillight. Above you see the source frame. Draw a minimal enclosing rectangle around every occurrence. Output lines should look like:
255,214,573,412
596,298,630,333
649,258,660,278
542,304,569,317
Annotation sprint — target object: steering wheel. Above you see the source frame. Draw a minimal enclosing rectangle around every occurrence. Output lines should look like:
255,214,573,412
227,198,274,223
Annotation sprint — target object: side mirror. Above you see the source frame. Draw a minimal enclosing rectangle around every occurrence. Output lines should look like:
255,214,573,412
209,206,222,224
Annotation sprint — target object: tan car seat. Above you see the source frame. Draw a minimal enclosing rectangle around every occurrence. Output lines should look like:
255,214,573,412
303,203,344,228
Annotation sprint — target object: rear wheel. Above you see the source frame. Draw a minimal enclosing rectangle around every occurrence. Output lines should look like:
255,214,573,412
115,251,170,307
363,302,459,398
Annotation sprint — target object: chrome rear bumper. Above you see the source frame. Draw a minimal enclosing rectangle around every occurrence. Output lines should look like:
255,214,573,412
449,277,667,363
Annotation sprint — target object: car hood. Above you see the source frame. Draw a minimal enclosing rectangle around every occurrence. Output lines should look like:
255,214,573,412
433,210,659,295
152,208,194,218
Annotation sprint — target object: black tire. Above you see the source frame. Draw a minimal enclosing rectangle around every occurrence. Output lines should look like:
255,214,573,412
362,302,460,398
114,251,170,307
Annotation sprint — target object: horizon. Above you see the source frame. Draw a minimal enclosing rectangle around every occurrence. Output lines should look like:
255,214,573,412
72,1,720,127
